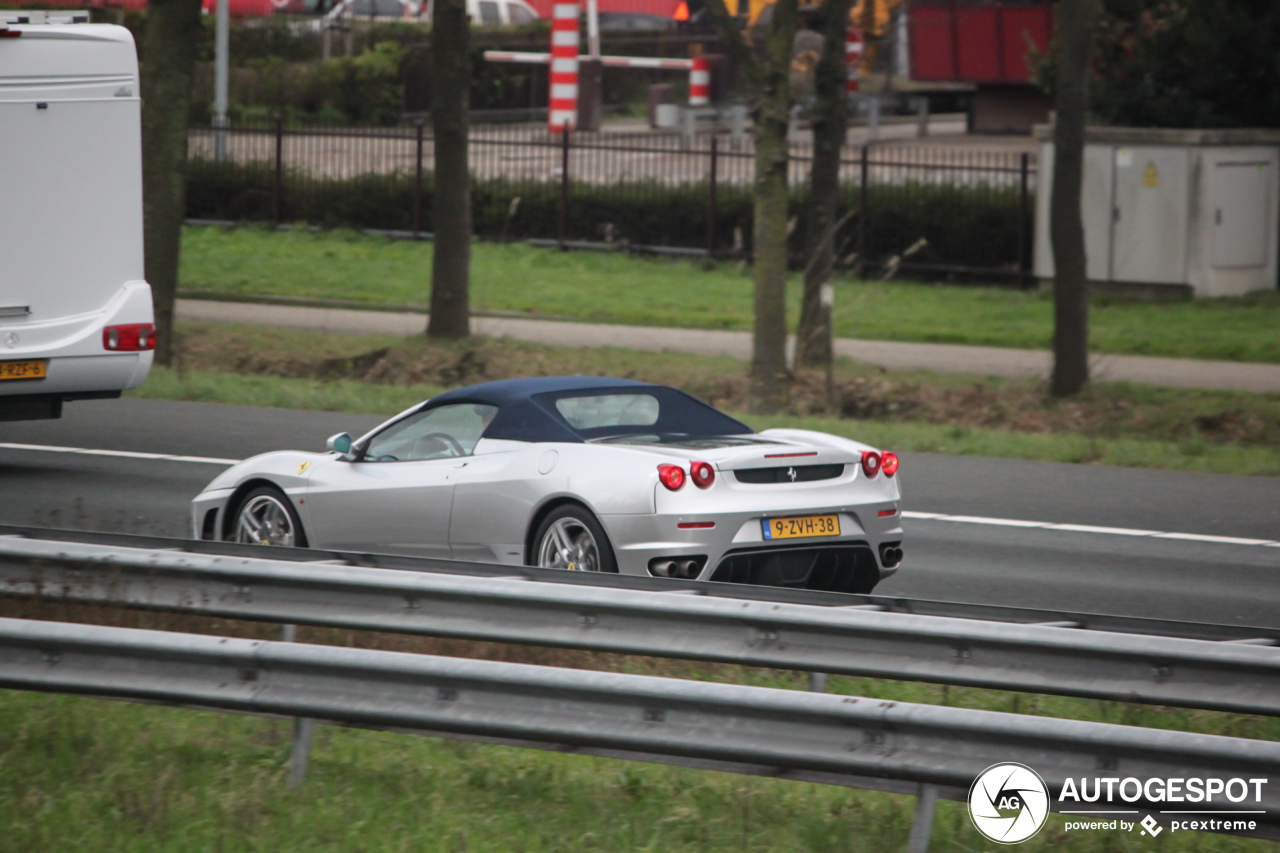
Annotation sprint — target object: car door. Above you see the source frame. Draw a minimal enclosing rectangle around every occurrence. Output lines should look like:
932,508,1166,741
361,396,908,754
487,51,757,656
303,456,459,557
303,402,497,558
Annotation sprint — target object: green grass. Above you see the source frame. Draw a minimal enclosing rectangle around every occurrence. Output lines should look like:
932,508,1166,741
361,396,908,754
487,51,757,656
2,670,1275,852
129,364,1280,476
179,225,1280,363
136,365,444,415
3,631,1278,853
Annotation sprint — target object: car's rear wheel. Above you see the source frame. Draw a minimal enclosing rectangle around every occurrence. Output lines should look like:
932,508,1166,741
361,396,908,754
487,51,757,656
230,486,306,547
534,505,617,573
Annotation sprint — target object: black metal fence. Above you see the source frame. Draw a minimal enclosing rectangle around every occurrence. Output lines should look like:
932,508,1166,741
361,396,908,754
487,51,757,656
188,119,1037,278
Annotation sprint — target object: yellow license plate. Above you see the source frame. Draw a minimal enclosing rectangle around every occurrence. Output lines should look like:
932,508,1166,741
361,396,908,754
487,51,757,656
762,514,840,540
0,360,46,381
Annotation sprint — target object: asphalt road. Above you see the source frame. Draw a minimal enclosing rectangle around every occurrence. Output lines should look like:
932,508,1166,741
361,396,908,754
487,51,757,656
3,397,1277,627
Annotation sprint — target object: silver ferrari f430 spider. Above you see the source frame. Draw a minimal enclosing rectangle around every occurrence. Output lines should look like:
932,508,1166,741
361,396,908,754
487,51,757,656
191,376,904,593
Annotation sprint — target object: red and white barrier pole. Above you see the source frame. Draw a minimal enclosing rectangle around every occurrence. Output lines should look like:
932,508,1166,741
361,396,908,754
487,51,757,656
689,55,710,106
845,27,863,95
485,51,692,71
548,2,580,133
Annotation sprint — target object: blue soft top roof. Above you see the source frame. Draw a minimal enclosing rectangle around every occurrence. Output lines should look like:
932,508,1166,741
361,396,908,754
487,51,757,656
425,376,752,443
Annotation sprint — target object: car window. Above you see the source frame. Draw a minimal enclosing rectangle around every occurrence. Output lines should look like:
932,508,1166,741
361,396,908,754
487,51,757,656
362,403,497,462
555,394,660,429
478,0,500,24
506,2,534,23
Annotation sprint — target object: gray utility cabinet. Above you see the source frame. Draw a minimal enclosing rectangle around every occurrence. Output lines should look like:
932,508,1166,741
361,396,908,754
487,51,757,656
1034,126,1280,297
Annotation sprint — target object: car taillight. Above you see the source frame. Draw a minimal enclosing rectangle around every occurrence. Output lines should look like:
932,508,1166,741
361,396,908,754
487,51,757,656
103,323,155,352
658,464,685,490
861,450,881,478
690,460,715,489
881,452,899,477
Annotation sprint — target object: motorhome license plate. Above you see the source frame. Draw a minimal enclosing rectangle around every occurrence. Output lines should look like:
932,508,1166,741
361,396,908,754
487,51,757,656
0,360,46,381
762,514,840,540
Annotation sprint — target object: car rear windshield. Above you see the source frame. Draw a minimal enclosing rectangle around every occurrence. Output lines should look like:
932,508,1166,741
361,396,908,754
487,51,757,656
535,387,751,439
555,394,660,429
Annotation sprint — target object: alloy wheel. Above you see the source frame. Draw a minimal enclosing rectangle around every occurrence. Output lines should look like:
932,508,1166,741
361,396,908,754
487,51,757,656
537,517,601,572
234,494,297,547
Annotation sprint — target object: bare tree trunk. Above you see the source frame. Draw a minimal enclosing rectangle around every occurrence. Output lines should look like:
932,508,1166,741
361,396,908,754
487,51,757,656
427,0,471,339
749,0,800,413
140,0,203,367
796,0,854,369
1049,0,1098,397
708,0,798,414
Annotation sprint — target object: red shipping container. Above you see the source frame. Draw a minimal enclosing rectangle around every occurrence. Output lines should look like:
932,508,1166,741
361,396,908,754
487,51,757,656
908,1,1052,84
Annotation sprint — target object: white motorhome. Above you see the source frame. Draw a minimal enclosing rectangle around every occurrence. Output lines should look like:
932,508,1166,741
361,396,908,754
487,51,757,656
0,11,153,422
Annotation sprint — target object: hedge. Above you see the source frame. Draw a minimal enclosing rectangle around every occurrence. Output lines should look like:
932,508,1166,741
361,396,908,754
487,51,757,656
186,158,1027,271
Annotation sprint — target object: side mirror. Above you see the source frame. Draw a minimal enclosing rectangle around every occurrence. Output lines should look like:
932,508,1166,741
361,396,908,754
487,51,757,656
326,432,352,455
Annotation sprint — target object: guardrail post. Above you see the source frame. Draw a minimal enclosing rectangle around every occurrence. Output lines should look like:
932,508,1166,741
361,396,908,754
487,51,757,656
807,672,827,692
906,783,939,853
707,135,718,256
272,113,284,228
280,623,315,788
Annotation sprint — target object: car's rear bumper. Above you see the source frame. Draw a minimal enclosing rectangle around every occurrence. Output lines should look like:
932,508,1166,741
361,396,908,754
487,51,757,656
601,501,904,590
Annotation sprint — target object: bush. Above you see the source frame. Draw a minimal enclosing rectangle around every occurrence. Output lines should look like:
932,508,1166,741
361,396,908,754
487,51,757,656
186,159,1026,270
190,42,407,126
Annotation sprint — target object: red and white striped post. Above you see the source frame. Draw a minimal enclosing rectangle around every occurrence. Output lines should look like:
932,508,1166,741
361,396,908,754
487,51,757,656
689,55,710,106
548,1,580,132
845,27,863,95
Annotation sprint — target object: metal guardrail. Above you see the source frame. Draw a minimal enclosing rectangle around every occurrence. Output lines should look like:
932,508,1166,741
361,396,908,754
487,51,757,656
2,617,1278,843
1,529,1278,717
4,524,1276,644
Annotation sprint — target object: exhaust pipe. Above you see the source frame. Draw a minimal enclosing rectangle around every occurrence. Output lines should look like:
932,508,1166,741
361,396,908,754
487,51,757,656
879,544,903,568
675,558,701,579
648,558,677,578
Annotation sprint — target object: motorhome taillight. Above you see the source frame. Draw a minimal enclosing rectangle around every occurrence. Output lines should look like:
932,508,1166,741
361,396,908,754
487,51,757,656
103,323,155,352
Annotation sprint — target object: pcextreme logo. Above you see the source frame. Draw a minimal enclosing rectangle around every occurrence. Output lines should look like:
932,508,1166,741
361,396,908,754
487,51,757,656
968,763,1051,844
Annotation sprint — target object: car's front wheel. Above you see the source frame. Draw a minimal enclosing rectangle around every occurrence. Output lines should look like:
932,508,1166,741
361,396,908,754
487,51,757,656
533,505,617,573
230,485,307,547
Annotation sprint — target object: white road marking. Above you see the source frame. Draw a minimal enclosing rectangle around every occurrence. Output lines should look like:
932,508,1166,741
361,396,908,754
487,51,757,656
1152,531,1276,546
0,442,239,466
1046,523,1161,536
0,442,1274,548
938,515,1047,528
901,511,1279,548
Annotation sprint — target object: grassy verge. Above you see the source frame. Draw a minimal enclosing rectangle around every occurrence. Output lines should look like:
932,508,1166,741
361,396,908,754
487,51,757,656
1,594,1276,852
128,323,1280,476
2,690,1270,853
179,225,1280,363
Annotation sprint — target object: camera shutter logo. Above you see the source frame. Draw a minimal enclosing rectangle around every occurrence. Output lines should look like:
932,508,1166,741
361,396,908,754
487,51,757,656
968,763,1050,844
